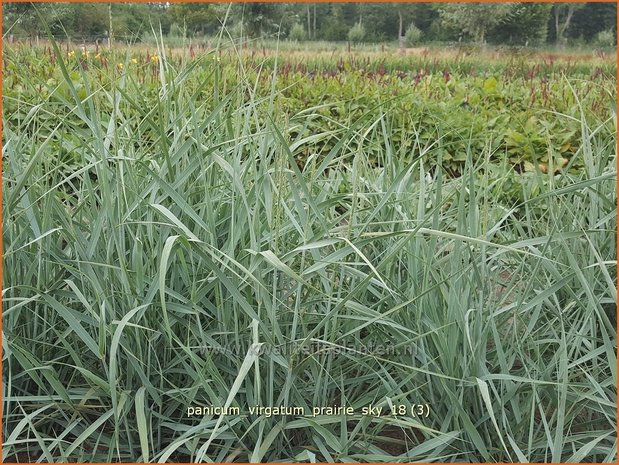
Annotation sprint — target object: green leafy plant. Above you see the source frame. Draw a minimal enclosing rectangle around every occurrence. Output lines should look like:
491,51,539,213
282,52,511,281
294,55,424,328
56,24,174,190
404,22,422,47
347,22,366,44
595,29,616,48
289,23,306,42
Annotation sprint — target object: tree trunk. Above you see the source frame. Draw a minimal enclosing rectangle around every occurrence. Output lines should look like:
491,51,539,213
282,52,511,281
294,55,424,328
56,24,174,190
555,5,575,44
313,4,316,40
398,11,404,51
108,3,113,49
307,6,311,40
561,6,575,39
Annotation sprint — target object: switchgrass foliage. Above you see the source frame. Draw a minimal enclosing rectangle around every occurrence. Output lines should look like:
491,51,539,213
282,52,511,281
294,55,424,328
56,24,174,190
2,36,617,463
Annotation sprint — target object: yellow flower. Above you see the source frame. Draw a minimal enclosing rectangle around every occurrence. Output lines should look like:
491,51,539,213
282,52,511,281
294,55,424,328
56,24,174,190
150,54,160,64
117,63,124,70
67,50,76,58
95,53,101,60
131,58,138,65
212,54,221,63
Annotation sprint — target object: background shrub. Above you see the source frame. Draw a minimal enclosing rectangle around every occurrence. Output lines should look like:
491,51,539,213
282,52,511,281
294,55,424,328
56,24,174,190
595,29,615,47
404,22,422,47
347,22,366,44
289,23,306,42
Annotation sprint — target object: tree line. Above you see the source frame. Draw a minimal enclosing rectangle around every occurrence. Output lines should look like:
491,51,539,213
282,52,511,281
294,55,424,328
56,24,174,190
3,2,616,47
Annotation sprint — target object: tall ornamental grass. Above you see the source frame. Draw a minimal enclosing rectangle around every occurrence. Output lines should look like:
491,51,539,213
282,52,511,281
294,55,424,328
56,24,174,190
2,38,616,462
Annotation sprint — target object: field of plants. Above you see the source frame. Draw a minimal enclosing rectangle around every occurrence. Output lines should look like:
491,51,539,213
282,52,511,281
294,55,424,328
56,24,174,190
2,38,617,462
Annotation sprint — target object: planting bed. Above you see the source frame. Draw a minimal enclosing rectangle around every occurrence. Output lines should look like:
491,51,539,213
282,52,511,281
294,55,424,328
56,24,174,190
2,41,617,462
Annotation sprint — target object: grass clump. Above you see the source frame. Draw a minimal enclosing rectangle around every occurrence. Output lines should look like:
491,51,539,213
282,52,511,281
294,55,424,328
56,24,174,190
2,37,617,462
